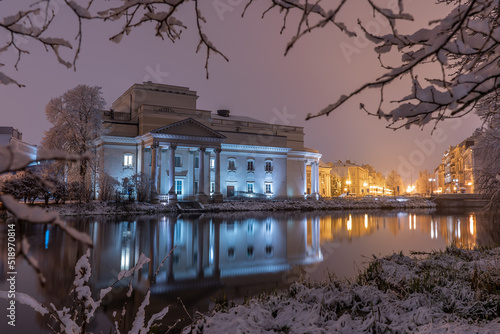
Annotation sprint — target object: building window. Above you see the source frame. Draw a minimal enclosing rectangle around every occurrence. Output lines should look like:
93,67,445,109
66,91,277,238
175,180,182,195
194,156,199,168
210,182,215,194
265,245,273,257
194,181,198,194
265,160,273,172
247,246,254,258
123,153,134,167
265,182,273,194
228,158,236,171
175,156,182,167
265,220,272,233
210,157,215,170
247,221,254,234
247,159,255,172
247,182,254,193
227,247,235,259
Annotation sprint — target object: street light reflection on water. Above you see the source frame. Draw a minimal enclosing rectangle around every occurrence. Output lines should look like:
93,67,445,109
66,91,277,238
0,209,498,333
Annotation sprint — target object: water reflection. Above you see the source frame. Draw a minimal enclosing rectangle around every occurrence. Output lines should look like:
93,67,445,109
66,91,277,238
1,210,500,333
91,215,324,294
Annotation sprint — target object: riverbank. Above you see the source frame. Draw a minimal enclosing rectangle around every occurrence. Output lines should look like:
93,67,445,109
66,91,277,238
184,246,500,334
203,196,436,212
0,196,435,216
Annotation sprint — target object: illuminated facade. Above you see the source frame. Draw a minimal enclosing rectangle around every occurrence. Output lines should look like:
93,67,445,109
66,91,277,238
97,82,321,203
434,135,477,194
330,160,370,196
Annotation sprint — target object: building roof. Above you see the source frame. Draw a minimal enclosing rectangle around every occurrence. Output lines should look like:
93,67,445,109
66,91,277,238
211,112,265,124
151,118,226,139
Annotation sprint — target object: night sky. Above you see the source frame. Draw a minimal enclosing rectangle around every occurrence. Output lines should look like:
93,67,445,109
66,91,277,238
0,0,482,183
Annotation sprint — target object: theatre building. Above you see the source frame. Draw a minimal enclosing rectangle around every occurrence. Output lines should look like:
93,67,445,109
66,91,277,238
97,82,322,203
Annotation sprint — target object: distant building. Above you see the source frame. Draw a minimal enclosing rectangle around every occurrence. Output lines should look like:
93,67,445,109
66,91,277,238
0,126,37,162
434,135,477,194
97,82,322,203
330,160,370,196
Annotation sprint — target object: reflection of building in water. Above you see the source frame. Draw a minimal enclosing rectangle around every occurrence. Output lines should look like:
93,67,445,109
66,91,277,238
88,215,323,294
316,213,380,242
430,214,478,249
315,212,480,249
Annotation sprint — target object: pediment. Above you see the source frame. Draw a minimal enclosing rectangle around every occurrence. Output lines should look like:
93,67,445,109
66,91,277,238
151,118,226,139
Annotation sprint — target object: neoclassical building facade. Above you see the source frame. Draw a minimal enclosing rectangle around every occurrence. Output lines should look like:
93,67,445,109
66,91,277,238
97,82,321,203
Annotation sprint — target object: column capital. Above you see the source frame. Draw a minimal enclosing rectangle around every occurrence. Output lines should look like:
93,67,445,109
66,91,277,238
214,148,222,154
151,141,159,149
199,147,206,152
169,144,177,150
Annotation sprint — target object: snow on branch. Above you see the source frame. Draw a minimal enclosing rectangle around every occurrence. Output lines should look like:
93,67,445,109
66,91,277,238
307,0,500,129
0,144,90,174
1,194,93,246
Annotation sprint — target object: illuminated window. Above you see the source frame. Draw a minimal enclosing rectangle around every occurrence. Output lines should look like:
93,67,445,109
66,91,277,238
247,182,254,193
175,180,182,195
210,157,215,169
265,182,273,194
123,153,133,167
210,182,215,194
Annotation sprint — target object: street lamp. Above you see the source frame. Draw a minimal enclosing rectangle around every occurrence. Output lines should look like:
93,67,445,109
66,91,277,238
346,180,351,195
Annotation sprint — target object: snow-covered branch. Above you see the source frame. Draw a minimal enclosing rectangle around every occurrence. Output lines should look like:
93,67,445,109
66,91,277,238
307,0,500,129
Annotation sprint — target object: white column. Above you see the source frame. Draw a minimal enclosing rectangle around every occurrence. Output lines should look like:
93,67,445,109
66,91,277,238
304,160,308,196
196,148,208,203
315,161,320,194
213,148,223,202
157,147,162,195
137,143,143,174
204,149,210,194
168,144,177,204
311,161,316,194
150,143,159,204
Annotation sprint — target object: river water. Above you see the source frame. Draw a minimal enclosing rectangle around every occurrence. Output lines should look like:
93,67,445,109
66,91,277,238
1,208,499,333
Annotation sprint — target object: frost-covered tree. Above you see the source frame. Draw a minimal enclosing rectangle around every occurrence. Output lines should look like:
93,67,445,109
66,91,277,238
42,84,105,201
415,170,434,194
385,170,404,195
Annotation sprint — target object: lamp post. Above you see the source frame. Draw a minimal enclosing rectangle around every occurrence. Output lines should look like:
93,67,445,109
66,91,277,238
453,178,458,193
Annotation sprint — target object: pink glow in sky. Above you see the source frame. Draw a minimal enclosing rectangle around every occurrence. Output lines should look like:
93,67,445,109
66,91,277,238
0,0,482,183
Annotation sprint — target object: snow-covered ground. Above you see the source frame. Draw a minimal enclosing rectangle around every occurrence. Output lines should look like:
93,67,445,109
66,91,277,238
35,201,177,216
184,246,500,333
3,197,435,216
203,197,436,212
